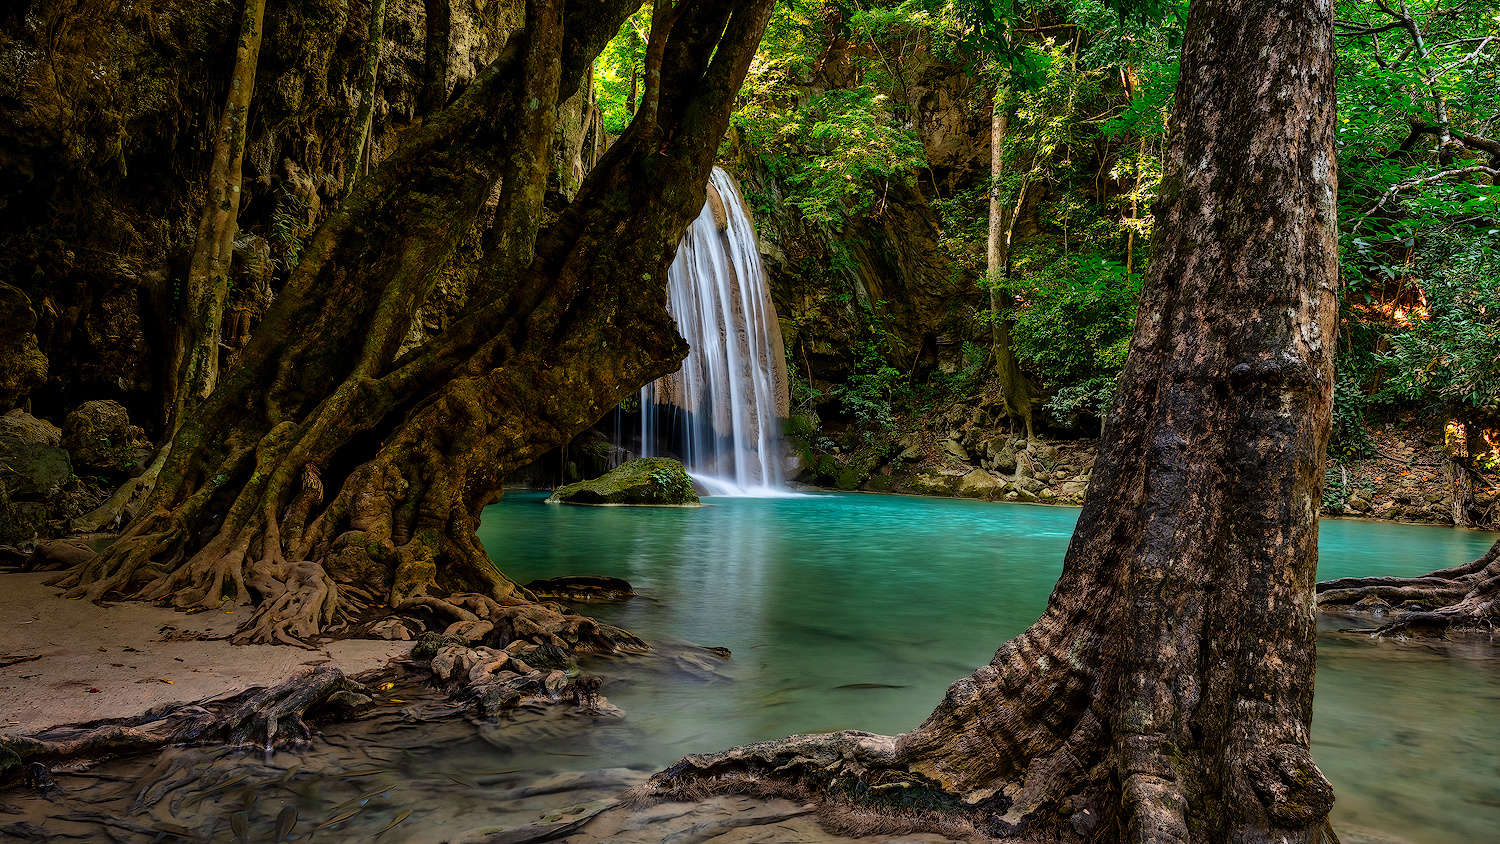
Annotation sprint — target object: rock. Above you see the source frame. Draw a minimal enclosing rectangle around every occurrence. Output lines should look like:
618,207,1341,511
956,468,1004,499
368,618,416,640
991,443,1018,474
411,631,471,660
0,283,47,411
1016,476,1046,494
1014,487,1039,503
61,401,149,474
1346,495,1371,513
899,472,957,495
524,575,635,601
1060,480,1089,497
862,474,897,492
0,409,60,447
897,446,921,461
0,410,71,498
943,438,969,462
546,458,699,506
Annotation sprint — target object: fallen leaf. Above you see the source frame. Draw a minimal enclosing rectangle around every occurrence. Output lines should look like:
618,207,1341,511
87,688,100,693
376,682,396,692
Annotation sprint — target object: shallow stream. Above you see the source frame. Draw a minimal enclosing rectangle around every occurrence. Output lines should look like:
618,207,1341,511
479,491,1500,844
3,493,1495,843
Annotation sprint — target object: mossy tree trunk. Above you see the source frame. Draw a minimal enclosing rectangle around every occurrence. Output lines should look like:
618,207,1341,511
651,0,1342,841
174,0,267,431
55,0,777,647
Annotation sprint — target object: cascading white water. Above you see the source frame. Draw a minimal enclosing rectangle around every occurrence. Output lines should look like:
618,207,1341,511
639,167,792,496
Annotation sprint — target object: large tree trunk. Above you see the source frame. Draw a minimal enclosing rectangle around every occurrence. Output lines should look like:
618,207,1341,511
53,0,777,648
649,0,1341,841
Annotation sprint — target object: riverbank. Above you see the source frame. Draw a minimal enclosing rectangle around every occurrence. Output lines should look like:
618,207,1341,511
0,573,410,735
795,417,1497,530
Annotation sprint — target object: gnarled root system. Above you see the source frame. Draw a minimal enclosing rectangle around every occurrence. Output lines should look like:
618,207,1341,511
1317,538,1500,635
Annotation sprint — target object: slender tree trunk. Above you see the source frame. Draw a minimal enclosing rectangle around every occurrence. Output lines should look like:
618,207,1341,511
175,0,266,431
651,0,1341,841
343,0,388,197
986,82,1036,441
420,0,451,116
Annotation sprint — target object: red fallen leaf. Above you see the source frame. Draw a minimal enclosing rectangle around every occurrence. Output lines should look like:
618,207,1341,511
87,688,100,693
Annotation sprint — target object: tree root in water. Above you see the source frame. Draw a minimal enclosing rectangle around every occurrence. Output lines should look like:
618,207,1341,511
1317,538,1500,636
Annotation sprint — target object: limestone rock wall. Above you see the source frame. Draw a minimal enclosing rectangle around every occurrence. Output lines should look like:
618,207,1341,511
0,0,598,434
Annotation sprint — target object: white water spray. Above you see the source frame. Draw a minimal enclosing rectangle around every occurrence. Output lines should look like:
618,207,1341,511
640,168,792,496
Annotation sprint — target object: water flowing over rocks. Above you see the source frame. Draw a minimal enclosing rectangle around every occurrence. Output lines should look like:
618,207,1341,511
638,168,791,496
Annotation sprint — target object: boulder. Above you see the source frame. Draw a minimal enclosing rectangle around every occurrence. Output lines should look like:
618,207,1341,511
546,457,700,506
943,438,970,462
899,472,957,495
990,442,1018,474
956,468,1005,499
0,410,71,498
62,400,150,474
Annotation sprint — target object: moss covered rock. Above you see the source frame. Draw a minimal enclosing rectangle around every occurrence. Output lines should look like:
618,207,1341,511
546,458,700,506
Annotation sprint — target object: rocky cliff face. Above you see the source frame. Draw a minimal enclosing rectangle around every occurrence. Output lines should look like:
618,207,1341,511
0,0,602,434
731,45,992,408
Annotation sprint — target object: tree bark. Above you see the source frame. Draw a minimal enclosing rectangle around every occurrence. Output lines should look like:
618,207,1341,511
54,0,778,649
343,0,389,198
174,0,267,431
650,0,1342,841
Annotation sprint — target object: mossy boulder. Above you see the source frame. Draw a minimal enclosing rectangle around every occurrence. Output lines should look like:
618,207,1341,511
546,458,700,506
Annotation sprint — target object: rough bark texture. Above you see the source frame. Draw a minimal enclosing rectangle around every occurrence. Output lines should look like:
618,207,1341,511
175,0,268,428
649,0,1341,842
53,0,777,648
1317,538,1500,634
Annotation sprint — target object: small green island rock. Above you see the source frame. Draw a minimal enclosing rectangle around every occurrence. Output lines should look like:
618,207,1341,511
545,457,700,506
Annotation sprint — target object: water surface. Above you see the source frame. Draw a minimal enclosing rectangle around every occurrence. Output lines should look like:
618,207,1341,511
480,491,1500,844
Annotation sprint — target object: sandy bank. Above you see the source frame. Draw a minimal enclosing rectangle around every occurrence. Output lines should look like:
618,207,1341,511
0,572,409,735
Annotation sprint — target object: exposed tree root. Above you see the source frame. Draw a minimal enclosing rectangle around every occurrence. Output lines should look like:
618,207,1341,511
0,668,371,780
643,732,1002,841
1317,538,1500,635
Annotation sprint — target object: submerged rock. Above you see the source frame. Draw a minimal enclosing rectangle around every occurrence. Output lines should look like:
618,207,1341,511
525,575,635,601
546,458,700,506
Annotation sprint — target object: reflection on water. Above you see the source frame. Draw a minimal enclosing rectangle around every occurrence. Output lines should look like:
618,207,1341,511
481,492,1500,843
3,495,1494,842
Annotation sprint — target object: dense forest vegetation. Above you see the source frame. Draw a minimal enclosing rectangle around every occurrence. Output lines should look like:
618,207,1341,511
586,0,1500,521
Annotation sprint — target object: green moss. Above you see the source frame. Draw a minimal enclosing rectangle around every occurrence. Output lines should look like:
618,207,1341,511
546,457,700,506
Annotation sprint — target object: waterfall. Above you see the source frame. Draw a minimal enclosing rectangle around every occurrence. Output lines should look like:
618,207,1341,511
639,167,792,496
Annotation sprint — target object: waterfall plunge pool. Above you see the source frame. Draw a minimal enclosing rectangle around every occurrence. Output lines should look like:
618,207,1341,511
478,491,1500,844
